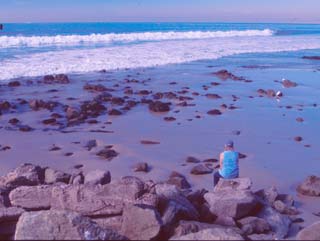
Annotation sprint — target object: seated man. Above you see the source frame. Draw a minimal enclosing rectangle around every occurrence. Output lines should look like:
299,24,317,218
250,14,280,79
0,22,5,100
213,140,239,186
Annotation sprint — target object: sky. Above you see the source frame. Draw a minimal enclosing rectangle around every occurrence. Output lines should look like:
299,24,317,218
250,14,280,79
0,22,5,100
1,0,320,23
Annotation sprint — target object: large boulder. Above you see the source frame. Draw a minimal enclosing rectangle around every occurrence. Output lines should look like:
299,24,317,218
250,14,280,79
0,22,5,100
204,189,258,220
9,185,55,210
51,176,145,217
170,227,244,240
237,216,270,235
44,168,71,184
0,163,44,189
214,178,252,192
121,204,163,240
296,221,320,240
166,172,191,190
14,210,126,240
297,175,320,196
257,206,291,239
255,186,278,205
84,170,111,185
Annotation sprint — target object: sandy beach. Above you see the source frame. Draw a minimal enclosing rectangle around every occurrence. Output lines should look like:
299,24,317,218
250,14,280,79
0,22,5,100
1,49,320,234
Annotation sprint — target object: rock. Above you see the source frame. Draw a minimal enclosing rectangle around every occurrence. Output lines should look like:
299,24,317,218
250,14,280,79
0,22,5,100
277,194,294,207
133,162,149,172
49,145,61,151
166,172,191,189
8,81,21,87
214,178,252,192
9,185,54,210
121,204,162,240
96,147,118,161
248,233,274,240
19,125,33,132
214,216,237,227
294,136,303,142
140,140,160,145
44,168,71,184
186,156,201,163
190,165,213,175
297,175,320,196
14,210,126,240
282,79,297,88
296,117,304,123
0,207,25,222
255,186,278,205
266,89,276,97
84,170,111,185
164,117,176,121
84,83,107,92
149,101,170,112
296,221,320,240
85,139,97,151
42,118,56,125
8,118,20,125
302,56,320,60
93,216,123,233
204,189,258,220
108,109,122,116
206,93,222,99
66,106,80,119
207,109,222,115
237,216,270,235
0,163,44,189
213,70,243,81
257,206,291,239
44,74,69,84
170,227,244,240
51,176,145,217
273,200,299,215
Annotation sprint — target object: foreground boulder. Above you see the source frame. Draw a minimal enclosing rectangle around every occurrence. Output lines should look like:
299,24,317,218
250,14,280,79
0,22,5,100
204,178,259,220
296,221,320,240
14,210,126,240
84,170,111,185
297,175,320,196
170,227,244,240
121,204,163,240
0,163,44,189
44,168,71,184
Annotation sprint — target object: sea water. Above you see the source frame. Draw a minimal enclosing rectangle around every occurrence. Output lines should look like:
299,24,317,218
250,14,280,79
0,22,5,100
0,22,320,81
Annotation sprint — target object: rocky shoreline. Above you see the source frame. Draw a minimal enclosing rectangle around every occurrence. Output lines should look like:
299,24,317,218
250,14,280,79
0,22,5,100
0,163,319,240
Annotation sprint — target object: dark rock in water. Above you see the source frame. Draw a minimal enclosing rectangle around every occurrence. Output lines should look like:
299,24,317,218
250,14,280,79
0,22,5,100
296,221,320,240
96,147,118,161
232,130,241,136
81,101,106,117
43,75,55,82
8,118,19,125
0,101,11,111
121,204,162,240
296,117,304,123
138,90,151,95
213,69,244,81
14,210,126,240
43,74,69,84
149,101,170,112
64,152,73,157
302,56,320,60
66,106,80,120
190,165,213,175
186,156,201,163
239,153,247,159
44,168,71,184
42,118,56,125
207,109,222,115
133,162,149,173
297,175,320,196
84,170,111,185
203,158,218,163
211,82,221,86
294,136,303,142
237,216,271,235
282,79,297,88
108,109,122,116
164,116,176,121
140,140,160,145
205,93,222,99
49,145,61,151
266,89,276,97
0,163,44,189
85,139,97,151
111,97,125,105
8,81,21,87
257,89,267,96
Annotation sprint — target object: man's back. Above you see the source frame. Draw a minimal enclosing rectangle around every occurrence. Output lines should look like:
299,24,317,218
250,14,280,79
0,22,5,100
219,150,239,179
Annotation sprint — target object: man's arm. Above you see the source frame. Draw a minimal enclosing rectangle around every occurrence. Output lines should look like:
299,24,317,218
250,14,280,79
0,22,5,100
219,152,224,170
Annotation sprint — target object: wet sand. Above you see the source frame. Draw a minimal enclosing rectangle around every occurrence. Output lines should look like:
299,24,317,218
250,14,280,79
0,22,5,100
0,50,320,229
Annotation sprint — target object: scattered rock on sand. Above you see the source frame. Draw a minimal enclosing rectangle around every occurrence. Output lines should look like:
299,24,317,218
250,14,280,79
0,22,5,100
108,109,122,116
186,156,201,163
8,118,20,125
296,117,304,123
96,147,118,161
282,79,298,88
190,165,213,175
19,125,33,132
14,210,125,240
140,140,160,145
84,170,111,185
149,101,171,112
205,93,222,99
84,139,97,151
294,136,303,142
297,175,320,196
207,109,222,115
133,162,149,173
166,171,191,189
8,81,21,87
213,70,243,81
164,117,176,121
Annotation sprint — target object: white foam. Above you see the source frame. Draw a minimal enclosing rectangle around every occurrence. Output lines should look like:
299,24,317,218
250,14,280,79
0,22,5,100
1,35,320,81
0,29,274,48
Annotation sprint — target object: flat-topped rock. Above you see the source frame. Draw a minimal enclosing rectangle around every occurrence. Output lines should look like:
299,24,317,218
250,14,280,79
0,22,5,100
14,210,126,240
297,175,320,196
214,178,252,192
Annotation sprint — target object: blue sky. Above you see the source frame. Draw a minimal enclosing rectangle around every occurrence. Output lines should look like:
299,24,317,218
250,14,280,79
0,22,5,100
1,0,320,23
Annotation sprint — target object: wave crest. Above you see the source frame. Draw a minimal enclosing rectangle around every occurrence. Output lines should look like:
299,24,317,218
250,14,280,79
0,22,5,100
0,29,274,48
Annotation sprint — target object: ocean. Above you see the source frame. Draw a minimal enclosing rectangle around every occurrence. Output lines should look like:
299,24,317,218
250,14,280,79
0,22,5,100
0,22,320,81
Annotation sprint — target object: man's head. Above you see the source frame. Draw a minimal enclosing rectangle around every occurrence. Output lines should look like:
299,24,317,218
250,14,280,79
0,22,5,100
224,140,234,150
